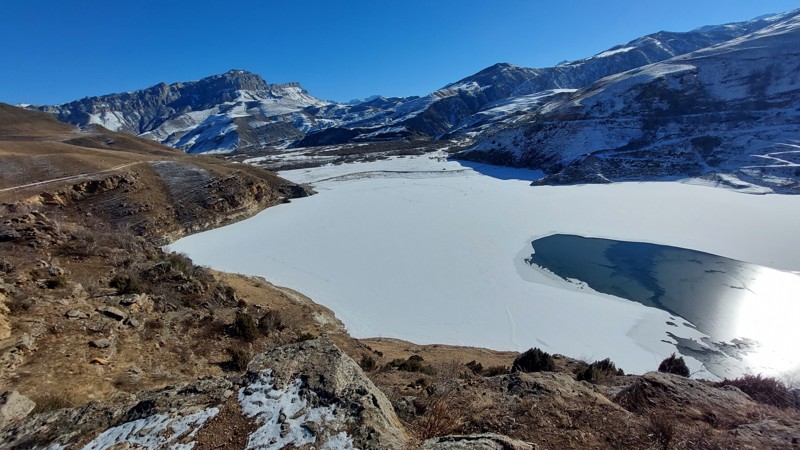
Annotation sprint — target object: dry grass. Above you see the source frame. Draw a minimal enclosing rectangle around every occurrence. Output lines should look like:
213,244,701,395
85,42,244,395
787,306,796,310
647,411,676,449
30,391,79,414
716,374,796,409
408,387,472,440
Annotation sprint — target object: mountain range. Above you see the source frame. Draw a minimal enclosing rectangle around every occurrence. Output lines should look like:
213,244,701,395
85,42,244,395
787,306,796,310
31,9,800,193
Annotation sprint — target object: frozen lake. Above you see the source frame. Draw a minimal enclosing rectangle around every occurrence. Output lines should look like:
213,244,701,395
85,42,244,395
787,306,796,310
170,153,800,378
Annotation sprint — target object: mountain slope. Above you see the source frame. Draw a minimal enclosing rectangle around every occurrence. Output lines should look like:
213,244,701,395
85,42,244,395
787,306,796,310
33,12,796,154
460,12,800,193
300,11,795,145
36,70,329,153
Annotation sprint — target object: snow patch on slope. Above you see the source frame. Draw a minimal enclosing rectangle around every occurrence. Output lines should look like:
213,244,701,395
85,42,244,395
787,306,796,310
81,407,219,450
238,372,356,450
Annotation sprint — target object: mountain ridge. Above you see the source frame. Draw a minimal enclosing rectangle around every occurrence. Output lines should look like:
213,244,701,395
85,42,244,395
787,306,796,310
459,11,800,193
33,11,796,154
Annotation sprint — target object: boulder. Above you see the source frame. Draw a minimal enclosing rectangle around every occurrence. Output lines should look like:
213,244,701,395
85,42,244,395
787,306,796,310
0,391,35,427
89,338,111,349
246,337,409,449
96,306,126,321
732,418,800,448
423,433,537,450
64,309,87,319
0,293,10,340
614,371,757,421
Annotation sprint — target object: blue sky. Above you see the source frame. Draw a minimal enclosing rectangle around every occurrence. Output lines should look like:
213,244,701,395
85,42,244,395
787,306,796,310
2,0,798,105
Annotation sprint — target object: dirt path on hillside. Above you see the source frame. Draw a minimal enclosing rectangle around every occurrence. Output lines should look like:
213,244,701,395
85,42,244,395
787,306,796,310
0,161,143,193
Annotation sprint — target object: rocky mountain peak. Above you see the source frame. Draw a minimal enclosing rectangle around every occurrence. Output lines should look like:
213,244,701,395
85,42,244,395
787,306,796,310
205,69,270,92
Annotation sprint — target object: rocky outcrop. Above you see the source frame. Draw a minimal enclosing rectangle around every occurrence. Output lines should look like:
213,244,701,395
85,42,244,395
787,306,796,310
246,338,409,449
0,292,10,340
0,392,35,428
423,434,536,450
0,338,408,449
616,371,759,420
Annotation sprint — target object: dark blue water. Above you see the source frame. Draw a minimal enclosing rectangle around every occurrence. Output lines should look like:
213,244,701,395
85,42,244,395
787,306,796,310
526,234,800,375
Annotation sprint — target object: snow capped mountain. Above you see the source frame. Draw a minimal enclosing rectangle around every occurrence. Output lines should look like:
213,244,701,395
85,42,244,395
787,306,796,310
36,70,330,153
461,11,800,193
31,8,800,191
298,11,791,145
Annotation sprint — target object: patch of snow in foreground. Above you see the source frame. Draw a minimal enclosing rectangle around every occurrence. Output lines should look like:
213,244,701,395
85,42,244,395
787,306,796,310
238,371,356,450
81,407,219,450
170,155,800,378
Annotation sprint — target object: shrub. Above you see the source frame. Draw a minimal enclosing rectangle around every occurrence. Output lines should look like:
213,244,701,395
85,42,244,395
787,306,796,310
109,274,144,295
483,365,509,377
512,348,555,373
409,388,468,440
45,274,67,289
232,311,259,342
647,411,675,449
31,392,76,413
165,252,194,276
576,358,623,383
465,360,483,375
295,332,315,342
359,354,377,371
226,346,253,372
386,357,436,375
258,310,283,334
716,374,794,408
658,353,690,377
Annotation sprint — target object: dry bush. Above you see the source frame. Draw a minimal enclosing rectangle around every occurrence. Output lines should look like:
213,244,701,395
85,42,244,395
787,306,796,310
647,411,676,449
658,353,690,377
232,310,259,342
385,356,436,375
31,391,78,414
227,346,253,372
359,354,378,371
258,310,283,334
437,359,468,380
465,360,483,375
576,357,623,383
716,374,795,408
164,252,195,276
482,365,509,377
109,273,144,295
512,347,555,373
409,388,471,440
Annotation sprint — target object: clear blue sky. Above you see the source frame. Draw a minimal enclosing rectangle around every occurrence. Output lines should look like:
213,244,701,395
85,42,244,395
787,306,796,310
2,0,798,105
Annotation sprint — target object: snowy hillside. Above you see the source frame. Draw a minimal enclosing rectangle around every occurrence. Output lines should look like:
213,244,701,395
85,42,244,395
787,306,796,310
462,12,800,193
299,11,793,145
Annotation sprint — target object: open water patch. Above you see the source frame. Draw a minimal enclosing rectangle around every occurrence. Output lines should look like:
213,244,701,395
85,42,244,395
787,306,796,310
525,234,800,375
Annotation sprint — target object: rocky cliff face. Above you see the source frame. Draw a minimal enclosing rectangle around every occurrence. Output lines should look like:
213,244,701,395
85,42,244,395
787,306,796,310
37,70,328,153
462,12,800,194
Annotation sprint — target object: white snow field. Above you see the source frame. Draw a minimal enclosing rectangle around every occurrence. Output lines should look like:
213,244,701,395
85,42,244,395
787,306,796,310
170,153,800,378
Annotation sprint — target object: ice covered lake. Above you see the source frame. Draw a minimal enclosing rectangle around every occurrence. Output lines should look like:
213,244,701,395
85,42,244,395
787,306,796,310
170,152,800,378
